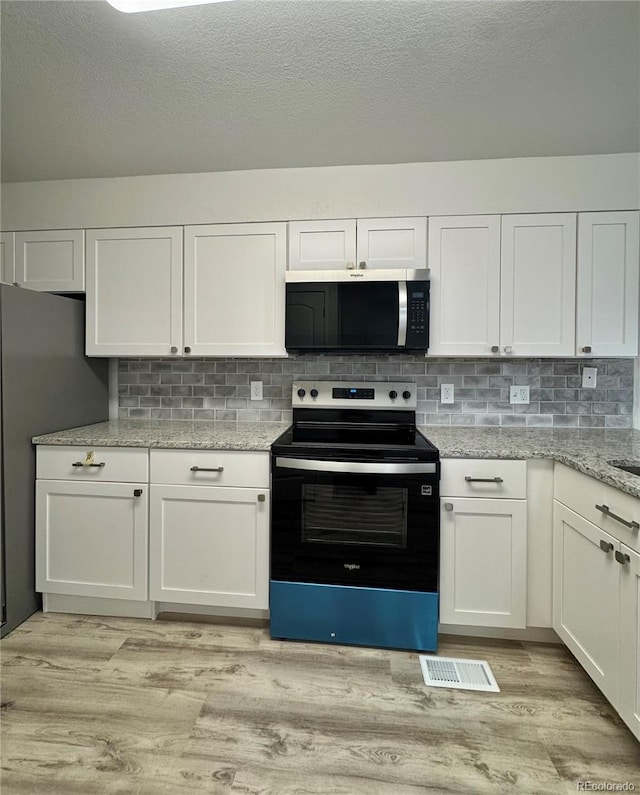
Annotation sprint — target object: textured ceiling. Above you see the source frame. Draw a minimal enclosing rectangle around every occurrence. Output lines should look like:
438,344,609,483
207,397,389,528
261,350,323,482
1,0,639,183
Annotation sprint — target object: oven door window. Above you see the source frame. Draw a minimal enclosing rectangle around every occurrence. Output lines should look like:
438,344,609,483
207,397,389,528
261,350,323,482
301,482,407,548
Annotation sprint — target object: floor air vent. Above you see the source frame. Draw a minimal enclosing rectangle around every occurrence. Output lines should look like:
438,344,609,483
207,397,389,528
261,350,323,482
419,655,500,692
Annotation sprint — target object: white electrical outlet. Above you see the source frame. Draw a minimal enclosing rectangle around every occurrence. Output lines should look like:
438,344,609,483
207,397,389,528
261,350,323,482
250,380,263,401
510,385,530,404
582,367,597,389
440,384,455,404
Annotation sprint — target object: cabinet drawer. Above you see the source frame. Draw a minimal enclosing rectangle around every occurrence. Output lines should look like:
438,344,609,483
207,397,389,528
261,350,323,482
554,464,639,552
440,459,527,499
37,446,148,483
150,449,270,488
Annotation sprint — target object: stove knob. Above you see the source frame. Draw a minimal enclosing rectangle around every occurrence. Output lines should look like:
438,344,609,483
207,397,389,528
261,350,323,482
297,388,306,398
310,388,319,398
402,390,411,400
389,390,398,399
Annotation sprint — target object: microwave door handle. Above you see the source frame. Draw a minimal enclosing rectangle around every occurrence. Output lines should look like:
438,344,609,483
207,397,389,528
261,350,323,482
397,281,407,346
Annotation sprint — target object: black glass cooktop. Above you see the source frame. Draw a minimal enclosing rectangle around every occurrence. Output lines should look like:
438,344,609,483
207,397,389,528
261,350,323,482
271,408,439,462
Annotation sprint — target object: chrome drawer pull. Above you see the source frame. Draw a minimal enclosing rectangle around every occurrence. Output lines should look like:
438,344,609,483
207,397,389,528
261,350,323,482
72,461,106,468
444,502,454,512
465,476,504,483
595,504,639,531
190,466,224,473
615,550,630,565
134,489,143,497
599,539,614,553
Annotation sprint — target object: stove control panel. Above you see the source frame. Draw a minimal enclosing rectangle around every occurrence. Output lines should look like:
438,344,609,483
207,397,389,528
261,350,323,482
292,381,416,410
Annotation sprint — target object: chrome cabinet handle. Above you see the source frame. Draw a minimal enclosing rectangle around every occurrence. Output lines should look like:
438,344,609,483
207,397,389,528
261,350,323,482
491,345,499,353
258,494,266,502
581,346,592,353
465,476,504,483
72,461,106,468
397,282,407,346
170,346,178,354
595,504,640,531
358,261,367,269
444,502,454,511
190,466,224,472
615,550,630,565
134,489,143,497
599,539,614,553
184,346,191,354
503,345,513,354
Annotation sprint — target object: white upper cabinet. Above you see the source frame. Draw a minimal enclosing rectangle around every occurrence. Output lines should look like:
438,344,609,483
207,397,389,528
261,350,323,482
184,223,287,357
287,218,427,271
86,227,183,357
500,214,577,357
288,220,356,271
576,211,639,357
14,230,84,292
428,216,501,356
0,232,15,284
355,218,427,270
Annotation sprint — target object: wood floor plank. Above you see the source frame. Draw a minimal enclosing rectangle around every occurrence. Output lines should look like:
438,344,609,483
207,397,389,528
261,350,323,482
184,692,566,794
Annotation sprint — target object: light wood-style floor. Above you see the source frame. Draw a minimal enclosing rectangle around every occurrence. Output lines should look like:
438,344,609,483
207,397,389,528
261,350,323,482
1,612,638,794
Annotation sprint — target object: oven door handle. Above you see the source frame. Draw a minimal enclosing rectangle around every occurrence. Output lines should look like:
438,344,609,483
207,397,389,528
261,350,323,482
275,457,437,475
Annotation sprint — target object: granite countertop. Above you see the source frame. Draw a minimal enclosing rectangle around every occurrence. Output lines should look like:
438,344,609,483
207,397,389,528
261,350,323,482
32,420,291,452
33,420,640,499
420,426,640,499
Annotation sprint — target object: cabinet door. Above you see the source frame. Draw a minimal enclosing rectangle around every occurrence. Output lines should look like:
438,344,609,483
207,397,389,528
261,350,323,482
553,501,619,704
501,214,576,356
288,220,356,271
86,227,183,357
619,544,640,741
439,497,527,628
35,480,148,600
428,216,501,356
149,484,269,609
577,211,640,357
15,230,84,292
184,223,286,357
0,232,15,284
356,217,427,270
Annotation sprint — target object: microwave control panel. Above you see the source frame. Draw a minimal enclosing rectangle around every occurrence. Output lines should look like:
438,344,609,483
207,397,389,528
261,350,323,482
406,282,430,346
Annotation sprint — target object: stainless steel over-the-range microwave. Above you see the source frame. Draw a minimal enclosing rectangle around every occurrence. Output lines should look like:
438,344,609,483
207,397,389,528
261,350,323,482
285,268,430,354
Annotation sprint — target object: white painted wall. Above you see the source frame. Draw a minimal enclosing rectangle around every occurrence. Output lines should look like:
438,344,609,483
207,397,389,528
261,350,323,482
2,153,639,232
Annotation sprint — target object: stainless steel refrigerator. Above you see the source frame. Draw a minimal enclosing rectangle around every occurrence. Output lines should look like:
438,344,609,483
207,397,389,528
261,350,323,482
0,285,109,637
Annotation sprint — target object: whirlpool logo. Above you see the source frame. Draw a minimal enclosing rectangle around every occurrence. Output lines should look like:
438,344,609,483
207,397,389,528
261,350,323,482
349,273,365,278
343,563,360,571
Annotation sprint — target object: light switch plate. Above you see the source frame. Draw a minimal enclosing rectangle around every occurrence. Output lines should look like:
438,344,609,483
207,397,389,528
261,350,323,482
510,385,530,404
582,367,597,388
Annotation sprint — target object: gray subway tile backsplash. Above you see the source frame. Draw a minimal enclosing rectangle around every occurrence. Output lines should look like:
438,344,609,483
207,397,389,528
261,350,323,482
116,356,634,428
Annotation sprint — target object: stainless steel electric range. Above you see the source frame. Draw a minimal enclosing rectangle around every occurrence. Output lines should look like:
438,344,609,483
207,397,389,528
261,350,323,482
270,381,440,652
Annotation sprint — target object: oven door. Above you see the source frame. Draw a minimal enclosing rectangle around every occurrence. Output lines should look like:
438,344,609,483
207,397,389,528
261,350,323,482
271,456,439,592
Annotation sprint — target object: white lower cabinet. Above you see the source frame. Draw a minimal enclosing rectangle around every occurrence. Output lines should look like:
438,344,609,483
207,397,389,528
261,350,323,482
619,545,640,739
553,501,619,703
149,484,269,609
440,497,527,628
36,479,148,600
553,462,640,741
439,459,528,629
